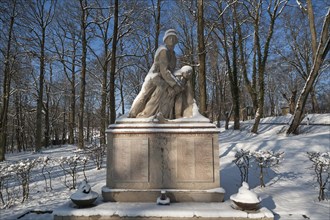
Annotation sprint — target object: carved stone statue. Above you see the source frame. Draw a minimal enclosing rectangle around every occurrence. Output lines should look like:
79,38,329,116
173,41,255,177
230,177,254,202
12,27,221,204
128,29,194,119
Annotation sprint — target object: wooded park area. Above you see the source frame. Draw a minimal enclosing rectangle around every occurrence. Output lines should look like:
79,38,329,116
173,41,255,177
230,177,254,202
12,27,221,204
0,0,329,161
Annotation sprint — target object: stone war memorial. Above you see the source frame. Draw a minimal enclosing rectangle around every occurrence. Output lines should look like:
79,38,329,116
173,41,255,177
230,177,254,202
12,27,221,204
102,29,224,203
54,29,274,220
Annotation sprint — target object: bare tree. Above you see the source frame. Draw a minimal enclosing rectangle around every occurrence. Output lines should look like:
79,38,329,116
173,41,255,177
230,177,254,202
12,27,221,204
53,6,80,145
222,1,241,130
239,0,287,133
21,0,57,152
277,8,322,114
89,0,133,142
0,0,17,161
209,1,240,129
88,0,113,145
287,3,330,134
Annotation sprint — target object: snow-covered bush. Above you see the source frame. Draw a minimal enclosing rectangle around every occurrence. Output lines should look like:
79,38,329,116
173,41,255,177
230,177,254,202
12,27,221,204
0,163,9,205
307,152,330,201
58,155,87,189
250,150,284,187
0,159,40,206
38,156,56,191
85,142,106,170
0,152,96,209
15,159,38,202
233,149,251,184
0,163,20,208
233,149,284,187
81,156,89,181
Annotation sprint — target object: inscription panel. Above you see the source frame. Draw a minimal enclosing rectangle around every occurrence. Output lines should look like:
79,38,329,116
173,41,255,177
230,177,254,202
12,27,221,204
176,137,214,182
177,139,195,181
194,138,213,180
113,138,149,182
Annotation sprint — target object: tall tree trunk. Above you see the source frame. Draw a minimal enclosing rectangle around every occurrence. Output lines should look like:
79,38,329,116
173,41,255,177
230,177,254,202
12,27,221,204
188,29,196,98
109,0,119,124
69,63,76,144
310,88,319,113
99,7,112,145
68,49,76,144
100,74,107,145
100,47,108,145
119,72,125,115
45,83,50,147
44,63,53,147
289,89,297,114
86,109,90,143
0,0,16,161
35,26,46,152
197,0,207,116
250,1,262,134
231,5,240,130
251,66,265,133
78,0,88,149
62,107,66,145
231,36,240,130
14,92,22,152
215,72,222,127
306,0,317,61
154,0,161,52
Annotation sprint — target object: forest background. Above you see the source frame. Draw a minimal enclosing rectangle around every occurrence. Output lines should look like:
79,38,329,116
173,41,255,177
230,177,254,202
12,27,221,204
0,0,329,161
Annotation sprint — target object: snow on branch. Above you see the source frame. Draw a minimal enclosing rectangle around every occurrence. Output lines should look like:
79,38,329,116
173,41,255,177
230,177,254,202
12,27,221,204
233,149,284,187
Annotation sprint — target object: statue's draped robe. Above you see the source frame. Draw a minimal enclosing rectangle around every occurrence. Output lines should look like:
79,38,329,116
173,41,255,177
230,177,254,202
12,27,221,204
129,46,179,119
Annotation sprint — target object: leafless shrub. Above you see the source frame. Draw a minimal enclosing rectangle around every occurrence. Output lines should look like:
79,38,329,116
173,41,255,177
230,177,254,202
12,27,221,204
307,152,330,201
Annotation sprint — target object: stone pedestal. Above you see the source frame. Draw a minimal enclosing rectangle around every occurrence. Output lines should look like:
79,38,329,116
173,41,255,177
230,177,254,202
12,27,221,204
54,201,274,220
102,116,224,202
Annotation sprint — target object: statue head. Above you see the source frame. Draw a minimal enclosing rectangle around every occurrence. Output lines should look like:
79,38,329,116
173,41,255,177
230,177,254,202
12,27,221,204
181,65,193,79
163,29,178,47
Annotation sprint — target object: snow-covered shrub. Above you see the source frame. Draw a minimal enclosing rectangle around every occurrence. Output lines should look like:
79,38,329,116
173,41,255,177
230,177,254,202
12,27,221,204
233,149,251,184
58,155,86,189
307,152,330,201
38,156,56,191
15,159,38,202
85,142,106,170
0,163,9,205
0,159,39,207
250,150,284,187
81,156,89,181
233,149,284,187
0,163,20,208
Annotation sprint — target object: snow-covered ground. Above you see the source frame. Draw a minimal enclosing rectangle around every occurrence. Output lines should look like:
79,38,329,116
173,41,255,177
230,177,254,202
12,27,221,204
220,114,330,220
0,114,329,220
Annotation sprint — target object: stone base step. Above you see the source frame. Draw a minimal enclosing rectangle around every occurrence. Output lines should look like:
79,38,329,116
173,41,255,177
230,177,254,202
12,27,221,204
102,187,225,202
53,201,274,220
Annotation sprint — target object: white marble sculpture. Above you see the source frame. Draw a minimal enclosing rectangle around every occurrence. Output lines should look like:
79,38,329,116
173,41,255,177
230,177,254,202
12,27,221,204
128,29,195,119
